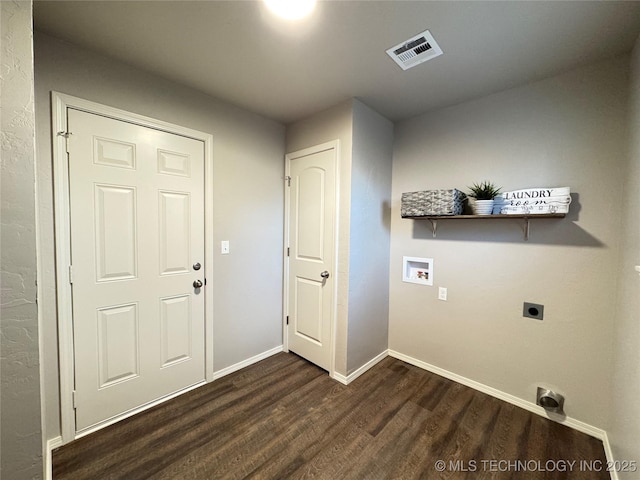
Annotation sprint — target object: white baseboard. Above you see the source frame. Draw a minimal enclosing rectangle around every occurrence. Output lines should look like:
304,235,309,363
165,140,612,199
212,345,284,381
601,431,618,480
332,350,389,385
353,349,617,479
45,347,616,480
331,371,349,385
45,436,63,480
388,350,607,441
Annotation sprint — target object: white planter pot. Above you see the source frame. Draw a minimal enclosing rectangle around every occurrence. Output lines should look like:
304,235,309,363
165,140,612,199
472,199,494,215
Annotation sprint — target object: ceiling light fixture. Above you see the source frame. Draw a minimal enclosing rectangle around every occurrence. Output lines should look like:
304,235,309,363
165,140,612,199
264,0,316,20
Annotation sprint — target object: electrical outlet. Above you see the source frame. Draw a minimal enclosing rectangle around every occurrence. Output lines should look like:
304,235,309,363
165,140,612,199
523,302,544,320
438,287,447,301
221,240,230,255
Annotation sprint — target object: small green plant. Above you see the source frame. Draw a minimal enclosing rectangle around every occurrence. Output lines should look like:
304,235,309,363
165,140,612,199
468,181,502,200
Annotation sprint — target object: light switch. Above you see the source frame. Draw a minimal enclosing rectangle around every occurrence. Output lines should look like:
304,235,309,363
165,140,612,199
221,240,229,254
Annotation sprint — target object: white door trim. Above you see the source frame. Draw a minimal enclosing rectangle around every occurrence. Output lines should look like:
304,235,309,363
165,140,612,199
51,92,214,444
283,140,340,379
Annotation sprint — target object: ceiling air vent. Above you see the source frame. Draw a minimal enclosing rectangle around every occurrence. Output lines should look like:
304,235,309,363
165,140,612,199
386,30,443,71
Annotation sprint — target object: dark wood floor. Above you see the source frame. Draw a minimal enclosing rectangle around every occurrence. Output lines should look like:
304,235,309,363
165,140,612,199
53,353,608,479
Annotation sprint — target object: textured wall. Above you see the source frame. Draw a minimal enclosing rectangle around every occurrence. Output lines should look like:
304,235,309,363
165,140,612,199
389,56,628,429
1,1,44,478
610,35,640,474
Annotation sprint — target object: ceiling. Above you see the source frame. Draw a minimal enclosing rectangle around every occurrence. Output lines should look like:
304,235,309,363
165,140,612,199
34,1,640,124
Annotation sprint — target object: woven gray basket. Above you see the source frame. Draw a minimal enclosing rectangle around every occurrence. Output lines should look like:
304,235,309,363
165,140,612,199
401,189,466,217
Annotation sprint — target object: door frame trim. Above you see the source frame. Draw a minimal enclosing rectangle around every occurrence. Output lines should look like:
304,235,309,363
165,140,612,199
283,140,340,378
51,92,215,443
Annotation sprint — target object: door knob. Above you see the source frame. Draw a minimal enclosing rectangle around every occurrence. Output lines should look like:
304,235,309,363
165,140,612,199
193,280,203,288
320,271,330,279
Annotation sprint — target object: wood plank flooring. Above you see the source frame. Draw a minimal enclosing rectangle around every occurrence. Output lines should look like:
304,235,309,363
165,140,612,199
53,353,609,479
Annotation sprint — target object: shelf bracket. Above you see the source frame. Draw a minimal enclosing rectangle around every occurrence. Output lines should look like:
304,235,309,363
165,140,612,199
427,219,438,238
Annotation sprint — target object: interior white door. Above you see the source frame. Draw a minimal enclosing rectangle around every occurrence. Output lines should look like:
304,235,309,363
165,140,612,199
67,108,206,432
286,143,337,372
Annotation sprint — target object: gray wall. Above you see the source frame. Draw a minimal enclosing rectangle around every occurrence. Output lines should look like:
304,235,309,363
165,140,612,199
610,35,640,472
389,56,629,429
1,1,44,477
26,16,638,461
348,100,393,374
34,32,285,441
286,99,393,376
286,100,354,375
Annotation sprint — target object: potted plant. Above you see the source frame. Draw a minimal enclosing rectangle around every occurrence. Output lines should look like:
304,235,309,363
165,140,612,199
468,181,501,215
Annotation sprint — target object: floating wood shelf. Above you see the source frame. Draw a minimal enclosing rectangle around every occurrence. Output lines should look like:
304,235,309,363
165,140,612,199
404,213,566,241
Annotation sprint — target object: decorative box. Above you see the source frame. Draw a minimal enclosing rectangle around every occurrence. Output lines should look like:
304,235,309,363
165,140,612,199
401,189,466,217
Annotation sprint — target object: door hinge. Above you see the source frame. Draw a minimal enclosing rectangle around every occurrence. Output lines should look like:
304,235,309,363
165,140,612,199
68,265,74,284
204,278,207,286
286,315,289,325
285,176,291,187
72,390,77,408
58,131,72,153
287,247,290,257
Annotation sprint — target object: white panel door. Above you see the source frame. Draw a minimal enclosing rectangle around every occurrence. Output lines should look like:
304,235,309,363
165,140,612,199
67,109,206,431
287,143,337,371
